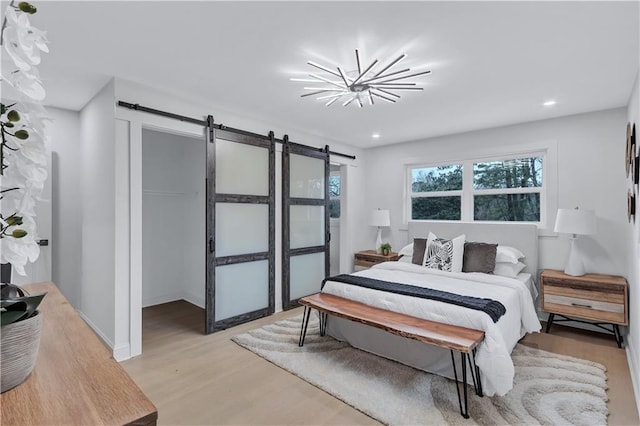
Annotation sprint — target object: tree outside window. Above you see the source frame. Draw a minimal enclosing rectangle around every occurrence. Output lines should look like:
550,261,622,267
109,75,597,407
329,173,340,219
410,165,462,220
473,157,542,222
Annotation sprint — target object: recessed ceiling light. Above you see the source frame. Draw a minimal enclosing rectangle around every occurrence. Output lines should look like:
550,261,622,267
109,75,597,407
294,49,431,107
372,133,380,139
543,100,557,107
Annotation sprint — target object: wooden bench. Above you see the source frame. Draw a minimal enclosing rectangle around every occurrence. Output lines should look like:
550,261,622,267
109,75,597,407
298,292,485,419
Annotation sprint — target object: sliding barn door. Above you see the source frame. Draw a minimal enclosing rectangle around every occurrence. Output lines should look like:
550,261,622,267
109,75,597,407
282,138,330,310
206,122,275,333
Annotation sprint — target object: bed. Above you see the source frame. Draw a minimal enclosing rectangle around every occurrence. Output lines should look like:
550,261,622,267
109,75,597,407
322,221,542,397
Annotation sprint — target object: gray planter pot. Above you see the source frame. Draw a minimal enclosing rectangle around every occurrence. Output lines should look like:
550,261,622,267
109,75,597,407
1,310,42,393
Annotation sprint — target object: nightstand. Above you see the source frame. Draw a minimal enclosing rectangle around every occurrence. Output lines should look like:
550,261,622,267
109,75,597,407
541,269,628,348
354,250,400,269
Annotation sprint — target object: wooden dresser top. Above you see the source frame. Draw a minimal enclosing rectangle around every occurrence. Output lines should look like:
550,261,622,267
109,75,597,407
1,282,157,425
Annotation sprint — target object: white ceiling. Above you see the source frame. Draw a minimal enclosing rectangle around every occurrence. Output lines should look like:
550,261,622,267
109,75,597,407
12,1,640,148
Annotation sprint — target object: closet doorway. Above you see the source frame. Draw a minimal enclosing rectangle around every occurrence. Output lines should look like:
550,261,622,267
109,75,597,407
141,128,206,335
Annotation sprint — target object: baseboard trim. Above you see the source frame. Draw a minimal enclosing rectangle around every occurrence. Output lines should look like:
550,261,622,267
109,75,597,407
112,343,131,362
182,291,205,309
625,334,640,420
142,292,183,308
78,309,114,348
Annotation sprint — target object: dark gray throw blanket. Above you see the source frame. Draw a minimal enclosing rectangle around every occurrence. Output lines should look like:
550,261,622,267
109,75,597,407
322,274,506,323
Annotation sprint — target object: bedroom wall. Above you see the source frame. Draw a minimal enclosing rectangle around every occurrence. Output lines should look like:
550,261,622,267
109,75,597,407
360,108,628,277
48,107,83,309
78,80,117,347
626,68,640,417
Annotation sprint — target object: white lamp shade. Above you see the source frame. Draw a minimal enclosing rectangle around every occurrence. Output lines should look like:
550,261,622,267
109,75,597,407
369,209,390,227
554,208,597,235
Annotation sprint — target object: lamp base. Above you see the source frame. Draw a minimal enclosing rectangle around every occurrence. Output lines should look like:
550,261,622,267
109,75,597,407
563,237,586,276
376,228,382,253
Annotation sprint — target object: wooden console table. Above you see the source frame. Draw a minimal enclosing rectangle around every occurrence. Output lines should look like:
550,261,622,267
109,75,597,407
1,282,157,425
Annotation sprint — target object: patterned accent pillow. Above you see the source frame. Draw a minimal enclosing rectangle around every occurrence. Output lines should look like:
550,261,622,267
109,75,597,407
424,238,455,271
423,232,466,273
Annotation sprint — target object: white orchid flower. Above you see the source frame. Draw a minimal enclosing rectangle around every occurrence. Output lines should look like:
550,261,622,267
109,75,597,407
4,69,46,100
1,2,50,276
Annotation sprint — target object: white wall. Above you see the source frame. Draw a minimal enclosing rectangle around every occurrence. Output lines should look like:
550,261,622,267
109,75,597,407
360,108,628,278
626,68,640,417
49,107,82,309
79,80,117,347
141,129,206,308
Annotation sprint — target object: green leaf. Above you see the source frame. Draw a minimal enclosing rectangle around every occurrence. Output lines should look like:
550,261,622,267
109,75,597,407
4,122,14,128
1,310,28,326
6,216,23,226
18,2,37,14
0,293,46,325
14,129,29,140
7,110,20,122
0,103,6,115
11,229,28,238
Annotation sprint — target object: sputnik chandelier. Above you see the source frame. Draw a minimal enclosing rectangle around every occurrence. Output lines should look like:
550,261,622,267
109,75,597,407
292,49,431,107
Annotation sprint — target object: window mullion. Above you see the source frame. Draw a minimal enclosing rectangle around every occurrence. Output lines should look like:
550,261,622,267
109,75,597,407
462,161,474,221
473,187,541,195
412,190,463,197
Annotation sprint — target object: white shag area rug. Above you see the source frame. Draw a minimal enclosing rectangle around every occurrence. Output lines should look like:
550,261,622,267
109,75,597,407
232,315,609,426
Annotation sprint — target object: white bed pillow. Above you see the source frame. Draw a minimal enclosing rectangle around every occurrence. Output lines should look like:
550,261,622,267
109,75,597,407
423,232,465,273
495,245,525,264
493,261,526,278
398,243,414,257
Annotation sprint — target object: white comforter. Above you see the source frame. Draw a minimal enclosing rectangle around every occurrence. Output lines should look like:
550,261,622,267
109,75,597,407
321,262,541,396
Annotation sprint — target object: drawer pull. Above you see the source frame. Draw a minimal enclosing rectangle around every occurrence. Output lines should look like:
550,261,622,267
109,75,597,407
571,302,593,309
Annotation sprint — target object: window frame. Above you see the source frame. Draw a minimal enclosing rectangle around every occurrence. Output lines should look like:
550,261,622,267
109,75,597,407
406,150,548,226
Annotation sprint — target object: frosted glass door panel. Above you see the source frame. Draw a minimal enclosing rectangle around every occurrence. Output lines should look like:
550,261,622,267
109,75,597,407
290,205,324,249
290,154,324,199
216,203,269,257
290,253,325,299
216,139,268,196
215,261,269,321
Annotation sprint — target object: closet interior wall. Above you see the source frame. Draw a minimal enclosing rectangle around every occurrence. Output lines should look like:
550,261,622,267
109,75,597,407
142,128,206,308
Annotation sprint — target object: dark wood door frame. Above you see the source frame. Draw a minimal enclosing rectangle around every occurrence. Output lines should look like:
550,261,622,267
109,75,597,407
205,122,275,333
282,136,330,311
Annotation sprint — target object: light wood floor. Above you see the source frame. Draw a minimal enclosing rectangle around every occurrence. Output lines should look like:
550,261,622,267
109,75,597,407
121,301,639,425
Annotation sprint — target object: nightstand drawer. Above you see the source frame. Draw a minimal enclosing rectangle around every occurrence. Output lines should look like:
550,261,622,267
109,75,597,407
544,298,626,324
542,277,626,295
353,250,400,270
543,284,625,305
544,293,624,313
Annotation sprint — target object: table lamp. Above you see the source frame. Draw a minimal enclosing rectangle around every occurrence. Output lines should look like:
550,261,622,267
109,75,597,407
554,207,597,276
369,209,390,253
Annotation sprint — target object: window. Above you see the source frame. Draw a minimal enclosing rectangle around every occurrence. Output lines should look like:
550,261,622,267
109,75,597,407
407,153,545,224
329,171,341,219
473,157,542,222
410,165,462,220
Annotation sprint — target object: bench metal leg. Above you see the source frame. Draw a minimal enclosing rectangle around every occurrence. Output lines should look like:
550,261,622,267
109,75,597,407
470,348,483,397
449,350,470,419
298,306,312,347
319,312,328,336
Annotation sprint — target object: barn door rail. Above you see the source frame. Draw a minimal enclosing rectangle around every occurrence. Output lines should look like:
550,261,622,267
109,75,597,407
117,101,356,160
